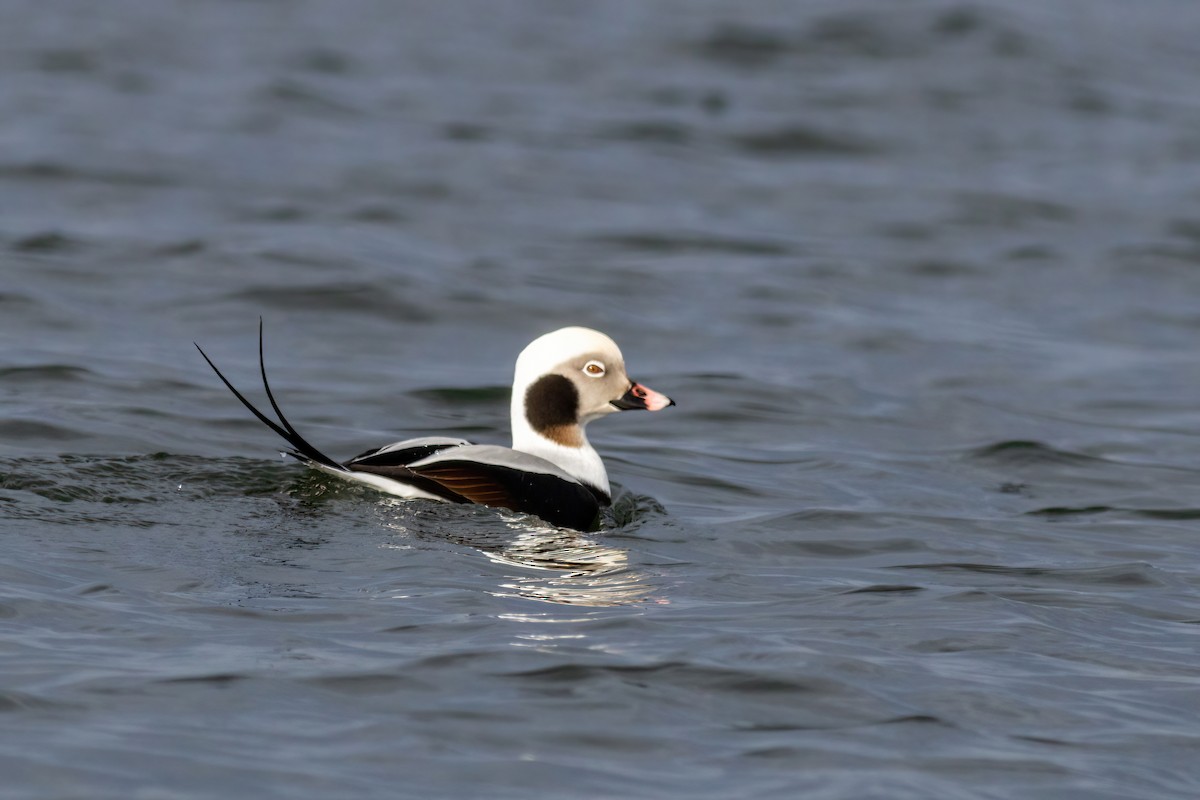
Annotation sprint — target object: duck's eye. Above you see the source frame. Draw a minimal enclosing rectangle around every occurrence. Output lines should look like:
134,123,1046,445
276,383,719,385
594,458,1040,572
583,360,606,377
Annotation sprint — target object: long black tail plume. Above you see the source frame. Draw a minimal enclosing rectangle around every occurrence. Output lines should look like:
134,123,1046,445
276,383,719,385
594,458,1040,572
195,319,346,472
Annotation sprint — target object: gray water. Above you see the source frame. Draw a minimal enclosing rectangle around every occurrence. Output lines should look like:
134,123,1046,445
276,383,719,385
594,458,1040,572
3,1,1200,798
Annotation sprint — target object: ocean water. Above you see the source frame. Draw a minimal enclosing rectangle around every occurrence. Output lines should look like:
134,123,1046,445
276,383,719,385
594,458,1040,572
3,1,1200,798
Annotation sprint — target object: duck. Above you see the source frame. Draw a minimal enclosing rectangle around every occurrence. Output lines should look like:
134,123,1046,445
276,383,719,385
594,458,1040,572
196,323,674,531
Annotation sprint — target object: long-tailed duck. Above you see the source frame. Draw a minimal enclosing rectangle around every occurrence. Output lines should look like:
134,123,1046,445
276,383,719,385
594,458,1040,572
196,323,673,531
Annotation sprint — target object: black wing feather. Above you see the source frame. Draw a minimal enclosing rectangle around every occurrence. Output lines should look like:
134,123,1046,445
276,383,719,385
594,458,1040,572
410,460,602,531
345,463,471,503
348,443,465,467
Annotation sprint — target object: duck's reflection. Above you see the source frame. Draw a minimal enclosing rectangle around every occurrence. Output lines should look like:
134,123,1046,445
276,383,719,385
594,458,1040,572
485,520,648,607
378,500,654,607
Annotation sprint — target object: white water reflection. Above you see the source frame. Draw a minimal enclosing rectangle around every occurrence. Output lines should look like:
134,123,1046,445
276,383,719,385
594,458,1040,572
379,501,656,607
485,521,650,607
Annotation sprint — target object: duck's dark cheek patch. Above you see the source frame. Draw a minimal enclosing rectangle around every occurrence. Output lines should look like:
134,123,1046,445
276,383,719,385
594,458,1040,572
525,374,579,432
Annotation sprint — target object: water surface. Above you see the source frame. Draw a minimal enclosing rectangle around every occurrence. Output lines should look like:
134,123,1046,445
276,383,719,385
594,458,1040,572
3,2,1200,798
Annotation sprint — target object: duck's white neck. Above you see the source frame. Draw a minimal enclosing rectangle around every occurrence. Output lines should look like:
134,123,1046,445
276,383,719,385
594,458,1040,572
510,397,611,501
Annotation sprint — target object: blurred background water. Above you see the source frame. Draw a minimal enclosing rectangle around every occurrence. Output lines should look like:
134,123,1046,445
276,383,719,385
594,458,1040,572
3,1,1200,798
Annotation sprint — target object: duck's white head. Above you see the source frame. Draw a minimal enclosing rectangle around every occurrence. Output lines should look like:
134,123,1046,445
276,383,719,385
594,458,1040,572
509,327,673,500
